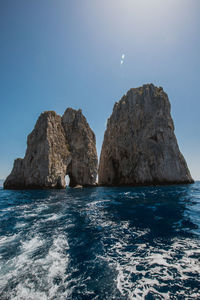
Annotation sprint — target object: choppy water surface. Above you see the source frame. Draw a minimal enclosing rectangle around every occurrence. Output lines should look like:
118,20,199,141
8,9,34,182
0,183,200,300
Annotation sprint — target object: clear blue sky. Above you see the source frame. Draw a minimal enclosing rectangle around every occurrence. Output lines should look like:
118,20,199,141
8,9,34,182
0,0,199,179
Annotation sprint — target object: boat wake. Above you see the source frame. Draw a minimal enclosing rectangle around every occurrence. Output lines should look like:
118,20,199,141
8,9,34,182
0,184,200,299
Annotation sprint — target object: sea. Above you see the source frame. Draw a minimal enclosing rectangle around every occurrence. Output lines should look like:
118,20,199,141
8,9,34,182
0,182,200,300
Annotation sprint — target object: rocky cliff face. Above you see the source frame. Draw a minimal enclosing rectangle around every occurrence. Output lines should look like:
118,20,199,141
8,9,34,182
62,108,98,187
98,84,193,186
4,109,97,189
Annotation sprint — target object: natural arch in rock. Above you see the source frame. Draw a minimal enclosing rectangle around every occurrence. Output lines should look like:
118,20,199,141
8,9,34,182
4,109,98,189
65,175,70,187
61,108,98,188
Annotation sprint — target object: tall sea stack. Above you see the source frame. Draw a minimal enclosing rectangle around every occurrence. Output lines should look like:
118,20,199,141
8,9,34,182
62,108,98,187
98,84,193,186
4,109,98,189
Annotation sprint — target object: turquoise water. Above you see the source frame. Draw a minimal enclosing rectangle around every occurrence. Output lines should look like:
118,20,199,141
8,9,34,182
0,183,200,299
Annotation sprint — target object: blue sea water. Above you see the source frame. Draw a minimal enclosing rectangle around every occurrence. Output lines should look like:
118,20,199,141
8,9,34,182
0,183,200,300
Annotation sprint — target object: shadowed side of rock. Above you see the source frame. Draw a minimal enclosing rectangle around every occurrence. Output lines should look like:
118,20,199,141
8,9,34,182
4,111,71,189
62,108,98,187
4,108,98,189
98,84,194,186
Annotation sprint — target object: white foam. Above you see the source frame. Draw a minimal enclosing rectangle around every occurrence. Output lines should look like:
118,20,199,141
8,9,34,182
0,233,18,246
0,232,71,300
21,236,44,253
11,283,48,300
96,223,200,300
15,222,26,229
45,214,62,221
148,253,170,267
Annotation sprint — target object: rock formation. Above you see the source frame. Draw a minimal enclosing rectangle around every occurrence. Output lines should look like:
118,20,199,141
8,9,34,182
4,109,97,189
62,108,98,187
98,84,194,186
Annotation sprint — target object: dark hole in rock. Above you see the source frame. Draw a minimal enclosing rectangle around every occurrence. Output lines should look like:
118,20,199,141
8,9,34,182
149,134,158,142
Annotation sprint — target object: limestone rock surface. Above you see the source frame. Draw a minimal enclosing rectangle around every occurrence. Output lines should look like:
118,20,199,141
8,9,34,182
4,111,71,189
62,108,98,187
4,109,97,189
98,84,194,186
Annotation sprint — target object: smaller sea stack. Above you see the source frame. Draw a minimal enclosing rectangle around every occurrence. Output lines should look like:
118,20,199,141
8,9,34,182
98,84,194,186
4,109,98,189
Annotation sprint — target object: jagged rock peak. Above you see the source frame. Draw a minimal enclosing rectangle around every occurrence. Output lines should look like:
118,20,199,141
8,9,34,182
98,83,194,186
62,108,98,187
4,109,98,189
4,111,70,189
